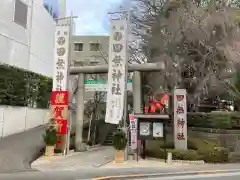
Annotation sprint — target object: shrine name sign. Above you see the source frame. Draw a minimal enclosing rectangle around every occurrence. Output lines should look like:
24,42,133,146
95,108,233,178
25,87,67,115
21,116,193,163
173,89,187,150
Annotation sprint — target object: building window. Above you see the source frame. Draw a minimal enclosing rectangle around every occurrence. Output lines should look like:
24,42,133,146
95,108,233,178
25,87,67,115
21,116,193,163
90,43,100,51
74,43,83,51
13,0,28,28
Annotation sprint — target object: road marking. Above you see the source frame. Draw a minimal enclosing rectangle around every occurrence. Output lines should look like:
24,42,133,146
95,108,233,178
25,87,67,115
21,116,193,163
190,169,228,173
93,174,145,180
144,172,240,180
93,169,239,180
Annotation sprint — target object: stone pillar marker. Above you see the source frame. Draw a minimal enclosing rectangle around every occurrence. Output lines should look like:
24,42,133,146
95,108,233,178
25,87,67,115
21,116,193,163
173,89,187,150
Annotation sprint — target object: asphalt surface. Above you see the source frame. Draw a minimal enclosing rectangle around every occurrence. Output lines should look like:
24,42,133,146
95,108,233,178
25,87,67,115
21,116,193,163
1,165,240,180
0,125,46,173
0,167,190,180
130,172,240,180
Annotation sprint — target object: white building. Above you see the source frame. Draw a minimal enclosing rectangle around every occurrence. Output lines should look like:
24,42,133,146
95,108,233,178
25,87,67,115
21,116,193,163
0,0,57,77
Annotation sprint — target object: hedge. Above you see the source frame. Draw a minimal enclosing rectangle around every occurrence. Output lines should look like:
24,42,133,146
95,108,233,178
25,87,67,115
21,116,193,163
187,112,240,129
0,64,52,108
145,137,229,163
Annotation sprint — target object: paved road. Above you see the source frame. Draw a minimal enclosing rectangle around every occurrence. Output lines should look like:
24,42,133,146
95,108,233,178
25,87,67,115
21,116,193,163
131,172,240,180
0,167,181,180
1,166,240,180
0,125,46,172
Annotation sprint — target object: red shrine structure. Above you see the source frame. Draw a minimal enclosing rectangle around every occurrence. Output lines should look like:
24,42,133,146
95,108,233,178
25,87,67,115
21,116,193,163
144,93,169,113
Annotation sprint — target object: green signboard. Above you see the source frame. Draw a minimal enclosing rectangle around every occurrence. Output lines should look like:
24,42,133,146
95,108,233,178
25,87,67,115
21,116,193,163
84,80,132,92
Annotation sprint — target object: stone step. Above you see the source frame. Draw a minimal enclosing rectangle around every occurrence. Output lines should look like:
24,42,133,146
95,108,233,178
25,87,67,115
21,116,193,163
103,128,119,145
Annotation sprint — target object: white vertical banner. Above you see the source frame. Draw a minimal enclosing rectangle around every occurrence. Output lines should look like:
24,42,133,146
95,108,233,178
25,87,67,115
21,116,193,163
129,114,137,150
52,25,70,91
105,19,128,124
174,89,187,150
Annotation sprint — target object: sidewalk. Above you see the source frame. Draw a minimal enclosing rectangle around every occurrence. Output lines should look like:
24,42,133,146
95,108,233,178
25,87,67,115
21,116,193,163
0,125,46,172
100,159,191,169
32,145,198,172
31,146,114,172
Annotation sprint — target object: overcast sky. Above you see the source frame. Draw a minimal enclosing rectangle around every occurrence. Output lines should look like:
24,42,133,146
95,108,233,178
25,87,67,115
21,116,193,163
66,0,123,35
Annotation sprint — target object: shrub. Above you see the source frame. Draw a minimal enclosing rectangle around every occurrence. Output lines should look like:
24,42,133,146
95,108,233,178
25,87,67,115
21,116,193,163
160,139,197,150
145,137,229,163
54,148,62,153
113,130,127,151
146,148,200,160
69,133,75,150
188,112,240,129
198,147,229,163
187,113,209,127
208,112,232,129
87,140,92,146
169,149,200,160
42,125,58,146
145,148,165,159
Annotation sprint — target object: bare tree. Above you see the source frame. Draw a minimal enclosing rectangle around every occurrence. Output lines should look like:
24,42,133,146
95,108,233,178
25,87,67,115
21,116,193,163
130,0,240,107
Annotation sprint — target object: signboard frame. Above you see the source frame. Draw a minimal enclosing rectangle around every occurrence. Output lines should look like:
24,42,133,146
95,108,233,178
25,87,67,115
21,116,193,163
137,120,165,140
135,114,169,162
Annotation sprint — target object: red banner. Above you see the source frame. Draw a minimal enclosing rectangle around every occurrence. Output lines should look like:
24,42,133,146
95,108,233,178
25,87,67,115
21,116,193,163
51,91,68,146
51,91,69,105
51,105,68,120
57,135,62,144
55,119,67,135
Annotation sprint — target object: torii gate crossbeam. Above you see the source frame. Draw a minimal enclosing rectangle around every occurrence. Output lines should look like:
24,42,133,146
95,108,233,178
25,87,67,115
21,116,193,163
69,62,165,74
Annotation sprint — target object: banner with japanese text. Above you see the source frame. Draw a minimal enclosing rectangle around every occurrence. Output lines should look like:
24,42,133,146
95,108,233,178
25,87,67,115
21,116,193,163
51,25,70,145
105,19,128,124
53,25,70,91
173,89,187,150
51,91,69,135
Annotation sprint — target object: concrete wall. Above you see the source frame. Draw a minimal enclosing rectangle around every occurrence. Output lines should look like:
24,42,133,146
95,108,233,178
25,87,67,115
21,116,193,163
0,106,50,138
0,0,56,77
29,0,56,77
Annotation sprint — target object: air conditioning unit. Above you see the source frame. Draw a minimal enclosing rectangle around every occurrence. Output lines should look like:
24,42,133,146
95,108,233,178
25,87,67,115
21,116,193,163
89,57,100,65
73,60,84,66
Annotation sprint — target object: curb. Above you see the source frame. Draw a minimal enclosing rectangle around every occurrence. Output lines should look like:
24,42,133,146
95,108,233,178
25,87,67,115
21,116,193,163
172,160,205,165
93,159,114,168
146,158,205,165
0,168,38,174
93,169,236,180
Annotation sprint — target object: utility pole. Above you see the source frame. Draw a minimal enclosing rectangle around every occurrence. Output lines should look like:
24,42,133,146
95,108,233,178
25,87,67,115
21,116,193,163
54,14,78,155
